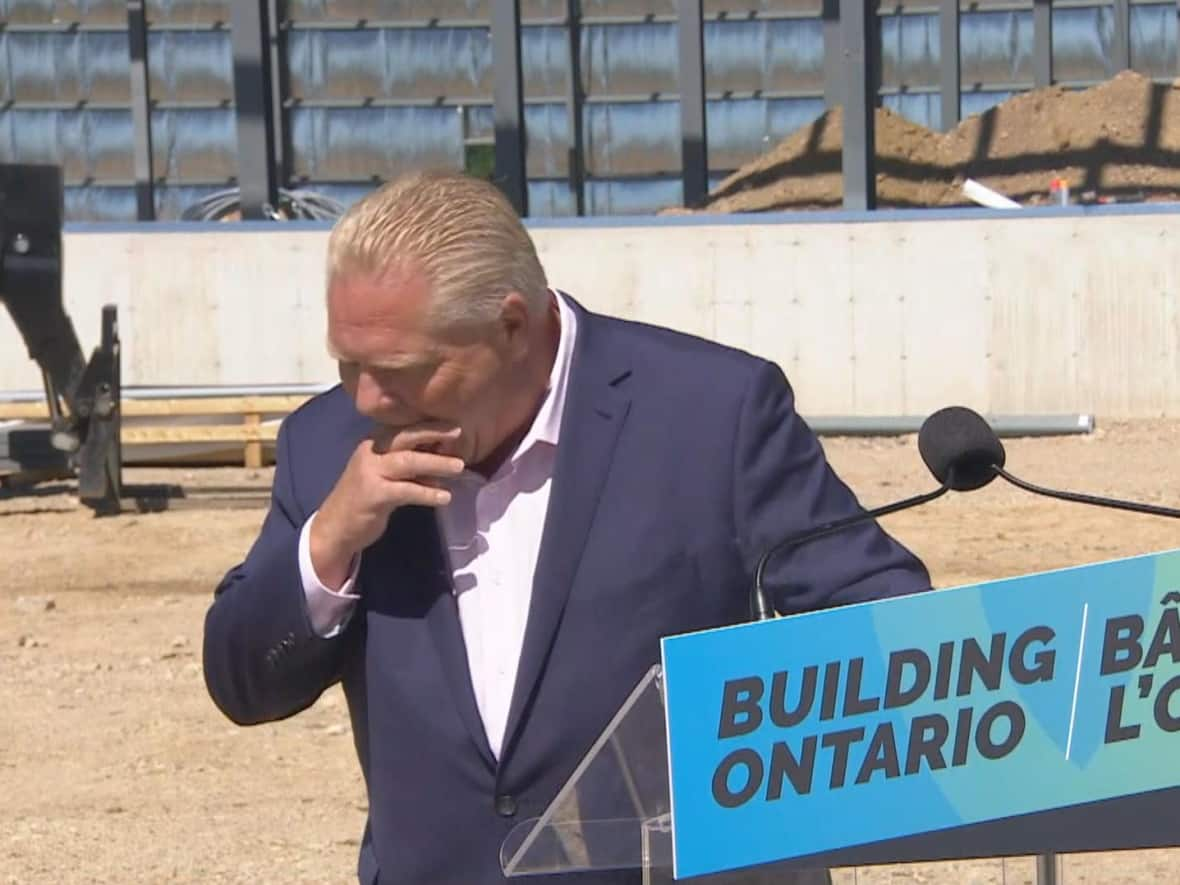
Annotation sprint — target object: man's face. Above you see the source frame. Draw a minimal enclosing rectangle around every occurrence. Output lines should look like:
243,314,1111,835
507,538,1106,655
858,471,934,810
326,267,520,466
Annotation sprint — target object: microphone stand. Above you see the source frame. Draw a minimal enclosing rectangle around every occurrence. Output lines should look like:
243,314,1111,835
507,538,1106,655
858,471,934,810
994,467,1180,520
988,463,1180,885
753,463,1180,620
751,482,952,621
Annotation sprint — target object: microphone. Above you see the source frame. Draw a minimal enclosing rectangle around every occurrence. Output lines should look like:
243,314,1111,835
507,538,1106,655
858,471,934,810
917,406,1006,492
750,409,995,621
925,405,1180,520
752,403,1180,622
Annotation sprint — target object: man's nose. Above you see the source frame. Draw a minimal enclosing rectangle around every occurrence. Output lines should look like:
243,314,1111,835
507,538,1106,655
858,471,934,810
354,370,394,415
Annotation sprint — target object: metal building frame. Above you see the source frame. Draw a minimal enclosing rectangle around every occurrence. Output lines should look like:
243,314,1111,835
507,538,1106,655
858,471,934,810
678,0,709,208
230,1,281,219
126,0,155,221
122,0,1167,220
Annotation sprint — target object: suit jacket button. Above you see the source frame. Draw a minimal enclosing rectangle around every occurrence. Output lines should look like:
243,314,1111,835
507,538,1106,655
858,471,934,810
495,794,517,817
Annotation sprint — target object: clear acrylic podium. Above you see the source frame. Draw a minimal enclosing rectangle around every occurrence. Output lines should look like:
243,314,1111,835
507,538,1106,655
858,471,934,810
498,665,1071,884
499,664,829,884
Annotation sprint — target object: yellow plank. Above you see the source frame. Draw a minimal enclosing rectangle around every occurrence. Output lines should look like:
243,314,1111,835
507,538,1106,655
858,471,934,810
120,424,280,445
243,413,263,469
0,395,311,420
123,395,311,417
0,402,62,420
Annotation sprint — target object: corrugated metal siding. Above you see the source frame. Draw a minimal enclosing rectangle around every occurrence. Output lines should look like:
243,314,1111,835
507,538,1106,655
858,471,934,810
286,20,830,103
1,0,125,27
0,0,237,219
284,1,823,23
0,30,233,104
286,28,495,102
881,5,1178,125
147,1,232,26
0,0,229,26
147,30,233,102
0,109,132,179
289,105,464,179
1,1,1176,220
1,32,129,102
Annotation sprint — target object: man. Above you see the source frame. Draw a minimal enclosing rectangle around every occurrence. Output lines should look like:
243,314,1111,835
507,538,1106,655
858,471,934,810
202,171,931,884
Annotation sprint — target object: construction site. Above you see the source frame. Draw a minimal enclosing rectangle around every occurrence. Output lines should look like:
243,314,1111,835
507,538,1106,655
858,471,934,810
5,1,1180,881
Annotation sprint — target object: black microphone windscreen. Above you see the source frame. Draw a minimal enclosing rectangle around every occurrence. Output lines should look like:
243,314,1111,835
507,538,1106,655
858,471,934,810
918,406,1006,491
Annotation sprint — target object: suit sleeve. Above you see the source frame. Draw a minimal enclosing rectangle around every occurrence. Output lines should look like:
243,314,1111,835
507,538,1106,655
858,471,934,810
731,360,933,615
202,417,357,725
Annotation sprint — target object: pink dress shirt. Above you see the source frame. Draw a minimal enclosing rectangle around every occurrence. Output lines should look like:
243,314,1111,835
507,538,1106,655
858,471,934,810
298,290,577,760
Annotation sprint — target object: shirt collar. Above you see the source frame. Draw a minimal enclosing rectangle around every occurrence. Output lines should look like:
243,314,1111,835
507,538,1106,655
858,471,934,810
510,288,576,459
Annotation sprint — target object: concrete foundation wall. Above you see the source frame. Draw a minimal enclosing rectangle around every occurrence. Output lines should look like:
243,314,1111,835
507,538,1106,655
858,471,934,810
3,209,1177,419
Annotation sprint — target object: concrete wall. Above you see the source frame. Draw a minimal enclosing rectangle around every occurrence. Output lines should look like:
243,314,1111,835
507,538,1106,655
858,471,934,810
3,207,1179,419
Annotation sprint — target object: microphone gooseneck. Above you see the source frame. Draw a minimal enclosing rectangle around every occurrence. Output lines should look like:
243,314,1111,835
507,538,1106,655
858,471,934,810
750,482,950,621
993,467,1180,519
751,406,1005,621
923,406,1180,520
750,403,1180,623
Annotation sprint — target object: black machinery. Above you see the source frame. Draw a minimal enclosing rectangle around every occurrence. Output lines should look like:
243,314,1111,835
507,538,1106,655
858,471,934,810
0,163,124,514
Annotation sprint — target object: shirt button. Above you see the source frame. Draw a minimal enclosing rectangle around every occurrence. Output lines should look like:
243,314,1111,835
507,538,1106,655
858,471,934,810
495,794,518,817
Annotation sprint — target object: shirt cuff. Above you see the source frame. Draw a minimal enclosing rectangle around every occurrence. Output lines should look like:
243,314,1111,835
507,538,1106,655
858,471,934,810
298,511,361,638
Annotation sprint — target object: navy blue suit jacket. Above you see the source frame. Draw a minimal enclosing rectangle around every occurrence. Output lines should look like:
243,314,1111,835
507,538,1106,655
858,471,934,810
203,296,931,884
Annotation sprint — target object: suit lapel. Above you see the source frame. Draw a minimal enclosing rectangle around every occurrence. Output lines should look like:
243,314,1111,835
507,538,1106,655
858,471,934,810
396,509,498,768
499,304,632,764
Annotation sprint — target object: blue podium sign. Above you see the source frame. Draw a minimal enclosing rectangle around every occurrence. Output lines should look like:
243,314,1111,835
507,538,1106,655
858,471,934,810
660,548,1180,880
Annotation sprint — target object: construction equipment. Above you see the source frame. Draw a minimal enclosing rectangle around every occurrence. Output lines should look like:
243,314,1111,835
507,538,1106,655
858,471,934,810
0,163,124,514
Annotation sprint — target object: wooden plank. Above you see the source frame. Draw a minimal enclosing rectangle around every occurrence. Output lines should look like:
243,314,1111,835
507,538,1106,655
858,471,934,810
123,395,310,416
120,424,279,445
0,395,311,420
243,412,263,469
0,403,66,419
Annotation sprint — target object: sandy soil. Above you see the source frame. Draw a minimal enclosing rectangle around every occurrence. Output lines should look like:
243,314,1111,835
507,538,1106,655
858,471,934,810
694,71,1180,212
3,420,1180,883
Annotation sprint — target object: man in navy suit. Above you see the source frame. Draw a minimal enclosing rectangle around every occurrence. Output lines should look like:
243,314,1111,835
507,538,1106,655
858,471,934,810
202,171,931,884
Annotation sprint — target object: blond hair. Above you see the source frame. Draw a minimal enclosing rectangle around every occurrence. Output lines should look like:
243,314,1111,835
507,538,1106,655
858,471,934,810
326,170,549,330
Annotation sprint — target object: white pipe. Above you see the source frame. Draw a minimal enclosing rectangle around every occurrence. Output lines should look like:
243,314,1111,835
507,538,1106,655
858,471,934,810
804,414,1094,437
963,178,1023,210
0,383,333,402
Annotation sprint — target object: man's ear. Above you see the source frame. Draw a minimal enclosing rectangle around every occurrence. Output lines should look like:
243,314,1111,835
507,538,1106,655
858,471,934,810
497,292,532,358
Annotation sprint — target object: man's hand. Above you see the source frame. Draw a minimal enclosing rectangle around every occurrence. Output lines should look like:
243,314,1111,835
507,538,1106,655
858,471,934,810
310,423,465,588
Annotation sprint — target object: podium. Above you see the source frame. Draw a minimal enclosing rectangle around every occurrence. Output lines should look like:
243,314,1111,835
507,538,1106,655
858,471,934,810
500,665,674,882
500,664,826,883
501,548,1180,882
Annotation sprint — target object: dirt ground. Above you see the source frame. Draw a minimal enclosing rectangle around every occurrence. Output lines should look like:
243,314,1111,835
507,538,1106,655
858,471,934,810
3,420,1180,883
694,71,1180,212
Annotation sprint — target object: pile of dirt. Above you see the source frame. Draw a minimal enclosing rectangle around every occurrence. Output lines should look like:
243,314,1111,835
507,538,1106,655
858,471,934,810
697,70,1180,212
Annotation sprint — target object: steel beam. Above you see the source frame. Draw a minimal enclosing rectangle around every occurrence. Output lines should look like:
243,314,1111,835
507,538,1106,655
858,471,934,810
127,0,155,220
840,0,875,211
677,0,708,207
1036,853,1059,885
267,0,291,189
492,0,528,216
822,0,842,108
940,0,960,130
230,0,279,220
565,0,585,215
1111,0,1131,73
1034,0,1054,87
